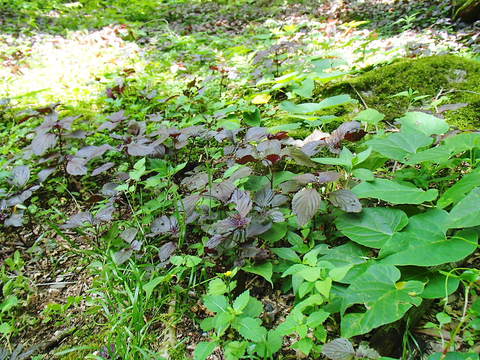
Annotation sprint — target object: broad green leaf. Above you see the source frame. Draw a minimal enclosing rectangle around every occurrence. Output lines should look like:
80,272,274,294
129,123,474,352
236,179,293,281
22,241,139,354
352,168,374,181
354,108,385,126
280,95,353,114
449,187,480,228
243,262,273,285
398,112,449,136
438,169,480,208
261,222,288,243
380,210,478,266
366,128,432,161
335,207,408,248
313,147,353,168
292,78,314,98
352,178,438,204
203,295,228,313
233,290,250,312
194,341,218,360
214,312,234,336
341,264,424,338
282,264,321,282
422,273,460,299
315,278,332,298
443,132,480,152
252,94,271,104
268,122,302,132
428,352,479,360
272,247,301,263
233,317,267,342
306,310,330,328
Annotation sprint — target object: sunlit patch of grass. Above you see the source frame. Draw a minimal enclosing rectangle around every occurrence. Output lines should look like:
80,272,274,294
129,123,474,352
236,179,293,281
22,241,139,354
0,26,143,107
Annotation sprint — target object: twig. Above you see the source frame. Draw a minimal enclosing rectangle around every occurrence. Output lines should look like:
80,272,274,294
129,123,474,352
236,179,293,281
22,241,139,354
349,83,368,109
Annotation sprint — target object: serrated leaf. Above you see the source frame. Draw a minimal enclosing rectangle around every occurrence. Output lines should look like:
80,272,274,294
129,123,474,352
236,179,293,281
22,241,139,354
233,290,250,312
203,295,228,313
32,132,57,155
322,338,355,360
194,341,218,360
233,317,267,342
352,178,438,204
61,211,93,229
66,157,88,176
335,207,408,248
292,188,322,226
11,166,30,188
329,190,362,213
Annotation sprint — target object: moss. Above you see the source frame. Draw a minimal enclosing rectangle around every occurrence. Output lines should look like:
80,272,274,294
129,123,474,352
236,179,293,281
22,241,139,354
324,55,480,129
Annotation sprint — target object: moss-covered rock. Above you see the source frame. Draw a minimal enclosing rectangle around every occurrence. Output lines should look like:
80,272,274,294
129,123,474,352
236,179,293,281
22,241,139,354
325,55,480,129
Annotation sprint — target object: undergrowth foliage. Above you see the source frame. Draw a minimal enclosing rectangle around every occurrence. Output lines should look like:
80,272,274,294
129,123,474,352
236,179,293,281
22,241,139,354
2,69,480,358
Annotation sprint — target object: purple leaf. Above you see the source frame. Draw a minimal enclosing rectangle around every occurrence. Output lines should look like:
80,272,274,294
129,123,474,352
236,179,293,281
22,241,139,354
127,143,155,156
11,165,30,188
437,103,468,113
91,162,115,176
328,189,362,213
76,144,113,160
235,145,258,164
94,204,115,223
159,241,176,261
209,181,236,203
292,188,322,226
108,110,127,122
245,127,268,142
317,171,341,184
101,182,119,196
61,211,93,229
4,212,24,227
98,121,118,131
293,173,318,185
151,215,180,237
66,157,88,176
181,173,209,191
6,187,37,207
206,234,224,249
230,189,252,217
279,180,301,193
246,221,272,237
32,132,57,156
38,167,56,182
228,166,252,182
254,186,275,208
113,248,133,265
326,121,365,153
120,227,138,243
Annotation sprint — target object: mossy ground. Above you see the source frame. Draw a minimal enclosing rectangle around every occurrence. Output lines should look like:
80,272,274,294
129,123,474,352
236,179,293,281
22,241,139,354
325,55,480,129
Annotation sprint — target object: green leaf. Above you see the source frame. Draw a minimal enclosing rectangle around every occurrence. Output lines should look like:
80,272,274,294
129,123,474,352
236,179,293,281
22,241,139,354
242,297,264,318
352,168,374,181
233,317,267,342
449,187,480,228
292,78,314,98
224,341,248,360
194,341,218,360
292,338,314,356
380,210,478,266
367,128,433,161
0,295,18,313
208,278,228,295
352,178,438,204
143,276,164,301
306,310,330,328
203,295,228,313
261,222,288,243
272,247,301,263
341,264,424,338
233,290,250,312
214,312,235,336
422,273,460,299
315,278,332,297
398,112,449,136
243,262,273,285
268,122,302,132
282,264,321,282
280,95,353,114
428,352,479,360
438,168,480,208
354,108,385,125
335,207,408,248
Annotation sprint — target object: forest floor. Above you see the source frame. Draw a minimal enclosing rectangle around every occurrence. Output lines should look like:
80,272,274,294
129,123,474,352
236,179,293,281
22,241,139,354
1,1,480,359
